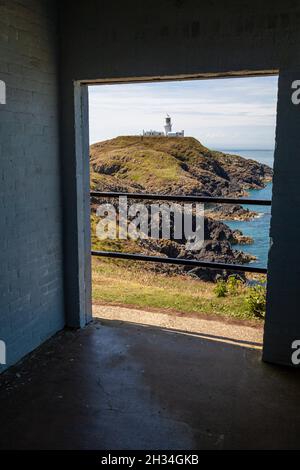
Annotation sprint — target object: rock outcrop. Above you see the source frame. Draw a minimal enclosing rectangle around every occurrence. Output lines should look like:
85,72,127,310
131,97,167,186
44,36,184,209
205,204,258,221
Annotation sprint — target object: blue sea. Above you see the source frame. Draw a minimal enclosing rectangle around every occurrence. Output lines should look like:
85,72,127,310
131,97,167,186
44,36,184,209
219,149,274,268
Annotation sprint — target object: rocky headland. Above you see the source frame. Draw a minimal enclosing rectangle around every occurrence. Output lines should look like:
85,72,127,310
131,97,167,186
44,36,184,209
90,136,272,279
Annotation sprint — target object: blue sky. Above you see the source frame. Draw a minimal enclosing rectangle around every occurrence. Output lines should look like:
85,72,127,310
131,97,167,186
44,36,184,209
88,76,278,150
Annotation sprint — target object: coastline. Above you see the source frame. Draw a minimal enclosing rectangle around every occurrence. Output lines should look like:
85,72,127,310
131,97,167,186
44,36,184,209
227,180,272,269
217,149,273,269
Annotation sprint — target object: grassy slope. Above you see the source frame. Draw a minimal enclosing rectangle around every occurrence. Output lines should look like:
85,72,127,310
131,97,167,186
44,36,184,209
92,258,263,322
91,136,221,192
90,136,203,193
90,136,272,195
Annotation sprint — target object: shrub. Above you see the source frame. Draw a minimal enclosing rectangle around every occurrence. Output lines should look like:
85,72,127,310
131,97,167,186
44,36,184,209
214,279,227,298
226,275,243,296
245,283,266,319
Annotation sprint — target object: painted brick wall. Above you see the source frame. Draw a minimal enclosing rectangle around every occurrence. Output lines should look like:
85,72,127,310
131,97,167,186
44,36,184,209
0,0,64,371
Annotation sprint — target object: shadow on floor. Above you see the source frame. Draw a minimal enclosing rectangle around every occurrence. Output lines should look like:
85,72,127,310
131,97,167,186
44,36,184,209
0,318,300,450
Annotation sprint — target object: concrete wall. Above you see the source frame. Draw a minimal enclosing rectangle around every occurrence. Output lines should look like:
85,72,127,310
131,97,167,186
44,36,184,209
59,0,300,365
263,69,300,365
0,0,64,371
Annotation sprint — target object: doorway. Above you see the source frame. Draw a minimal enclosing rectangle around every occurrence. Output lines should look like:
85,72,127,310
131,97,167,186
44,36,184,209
85,75,278,335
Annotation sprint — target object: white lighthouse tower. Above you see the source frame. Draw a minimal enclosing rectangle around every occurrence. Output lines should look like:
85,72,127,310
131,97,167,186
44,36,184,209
164,115,172,136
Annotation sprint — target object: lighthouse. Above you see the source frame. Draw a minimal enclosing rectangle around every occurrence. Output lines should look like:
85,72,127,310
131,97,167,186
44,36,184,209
142,115,184,137
164,115,172,135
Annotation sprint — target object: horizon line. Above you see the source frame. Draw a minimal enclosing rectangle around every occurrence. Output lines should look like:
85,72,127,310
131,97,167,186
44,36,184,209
216,148,274,151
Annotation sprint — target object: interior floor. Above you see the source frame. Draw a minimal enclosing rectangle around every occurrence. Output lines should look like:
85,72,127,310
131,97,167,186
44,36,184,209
0,316,300,450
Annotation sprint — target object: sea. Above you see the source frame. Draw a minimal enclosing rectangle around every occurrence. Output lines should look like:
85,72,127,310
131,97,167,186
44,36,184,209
218,149,274,269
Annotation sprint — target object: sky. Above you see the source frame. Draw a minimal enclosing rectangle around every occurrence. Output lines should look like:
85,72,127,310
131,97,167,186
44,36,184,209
88,76,278,150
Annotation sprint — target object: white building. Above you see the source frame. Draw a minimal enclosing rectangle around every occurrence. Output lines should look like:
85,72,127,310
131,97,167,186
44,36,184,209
142,130,164,136
166,131,185,137
142,115,184,137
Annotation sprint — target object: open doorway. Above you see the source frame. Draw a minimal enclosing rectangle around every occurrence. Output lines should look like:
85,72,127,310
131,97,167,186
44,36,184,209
88,75,278,340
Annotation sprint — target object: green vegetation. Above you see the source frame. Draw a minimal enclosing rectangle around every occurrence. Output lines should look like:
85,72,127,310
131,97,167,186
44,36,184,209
92,258,265,322
214,279,228,298
90,137,203,193
245,282,267,319
212,275,266,319
227,275,243,295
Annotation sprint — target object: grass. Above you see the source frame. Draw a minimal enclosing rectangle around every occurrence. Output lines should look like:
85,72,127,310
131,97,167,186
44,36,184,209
92,257,264,322
89,136,209,192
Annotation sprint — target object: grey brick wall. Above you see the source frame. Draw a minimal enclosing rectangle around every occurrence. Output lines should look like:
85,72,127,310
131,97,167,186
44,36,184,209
0,0,64,371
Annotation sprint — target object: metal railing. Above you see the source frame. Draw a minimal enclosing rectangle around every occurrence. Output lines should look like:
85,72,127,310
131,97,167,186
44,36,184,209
90,191,272,206
91,191,271,274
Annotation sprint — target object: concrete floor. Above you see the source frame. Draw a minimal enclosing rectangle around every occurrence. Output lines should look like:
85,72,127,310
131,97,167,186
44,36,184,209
1,316,300,450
